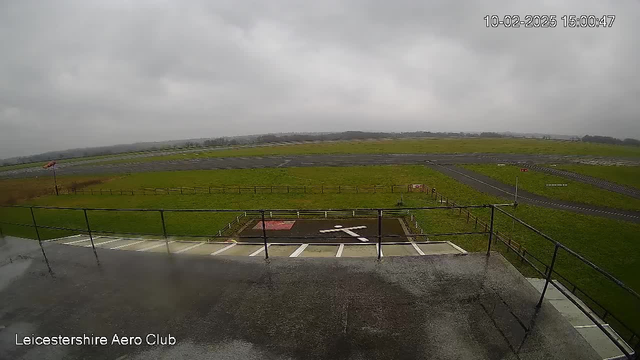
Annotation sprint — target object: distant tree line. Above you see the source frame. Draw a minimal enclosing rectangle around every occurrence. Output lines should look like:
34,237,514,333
581,135,640,147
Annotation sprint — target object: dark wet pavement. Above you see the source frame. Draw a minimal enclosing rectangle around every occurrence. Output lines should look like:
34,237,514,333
0,236,599,360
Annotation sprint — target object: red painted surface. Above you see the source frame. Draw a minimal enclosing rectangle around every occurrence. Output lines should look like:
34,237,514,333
253,221,296,230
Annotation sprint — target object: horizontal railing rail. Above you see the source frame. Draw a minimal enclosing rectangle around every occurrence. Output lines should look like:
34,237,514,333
0,201,636,357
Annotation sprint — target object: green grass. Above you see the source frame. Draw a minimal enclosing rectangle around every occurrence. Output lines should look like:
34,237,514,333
81,166,440,189
1,164,639,335
97,138,640,166
462,164,640,211
0,175,113,205
556,164,640,190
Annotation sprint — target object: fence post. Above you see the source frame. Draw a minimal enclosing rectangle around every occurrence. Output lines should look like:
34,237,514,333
208,186,211,194
322,185,324,194
261,211,269,259
377,209,383,260
30,207,52,274
487,206,495,256
83,209,99,263
160,210,170,254
537,244,560,308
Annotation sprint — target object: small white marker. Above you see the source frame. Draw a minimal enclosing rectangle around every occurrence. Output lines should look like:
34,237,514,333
137,241,175,252
175,242,205,254
290,244,309,257
411,242,425,256
336,244,344,257
249,244,270,257
64,237,93,245
211,243,236,255
111,240,145,250
86,238,121,247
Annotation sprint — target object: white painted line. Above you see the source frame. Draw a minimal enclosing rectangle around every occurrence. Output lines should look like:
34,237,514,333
290,244,309,257
446,241,468,255
320,226,366,233
46,234,81,242
320,225,369,242
211,243,236,255
64,237,93,245
175,242,205,254
111,240,145,250
86,238,122,247
249,244,271,257
411,242,425,256
336,244,344,257
137,241,174,252
574,324,610,329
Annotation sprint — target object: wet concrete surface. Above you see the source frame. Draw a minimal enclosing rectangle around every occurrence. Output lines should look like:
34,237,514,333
4,153,638,179
429,164,640,223
0,236,601,359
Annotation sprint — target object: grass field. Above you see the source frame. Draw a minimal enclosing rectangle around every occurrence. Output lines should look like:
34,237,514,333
88,138,640,166
0,175,112,205
1,164,639,336
4,138,639,172
556,164,640,190
462,164,640,211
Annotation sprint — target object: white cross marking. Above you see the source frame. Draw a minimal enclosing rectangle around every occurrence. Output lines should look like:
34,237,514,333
319,225,369,242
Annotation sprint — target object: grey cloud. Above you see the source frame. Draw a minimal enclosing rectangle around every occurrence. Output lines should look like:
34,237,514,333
0,0,639,158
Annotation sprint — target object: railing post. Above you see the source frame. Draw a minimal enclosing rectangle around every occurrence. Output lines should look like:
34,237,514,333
377,209,383,260
261,211,269,259
537,244,560,308
160,210,170,254
487,206,495,255
30,207,52,274
83,209,99,263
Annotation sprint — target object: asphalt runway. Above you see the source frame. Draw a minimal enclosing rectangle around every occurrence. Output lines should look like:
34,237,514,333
428,164,640,223
3,152,639,179
0,236,600,360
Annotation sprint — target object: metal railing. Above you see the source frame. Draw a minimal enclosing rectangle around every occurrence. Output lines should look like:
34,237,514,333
423,187,639,358
489,206,639,359
0,202,637,358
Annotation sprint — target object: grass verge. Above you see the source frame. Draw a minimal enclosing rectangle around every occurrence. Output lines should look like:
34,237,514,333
555,164,640,190
462,164,640,211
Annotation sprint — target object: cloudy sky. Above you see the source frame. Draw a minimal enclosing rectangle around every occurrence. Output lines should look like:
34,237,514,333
1,0,639,158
